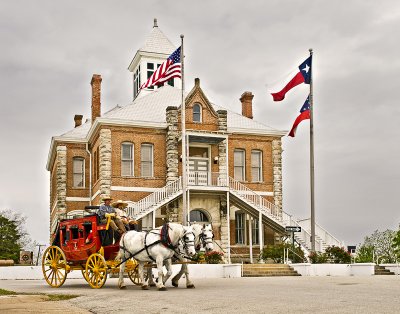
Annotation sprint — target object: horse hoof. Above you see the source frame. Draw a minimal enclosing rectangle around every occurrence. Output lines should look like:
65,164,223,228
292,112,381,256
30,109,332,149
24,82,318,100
119,285,127,290
149,283,156,287
141,285,149,290
187,284,195,289
172,281,178,287
158,287,167,291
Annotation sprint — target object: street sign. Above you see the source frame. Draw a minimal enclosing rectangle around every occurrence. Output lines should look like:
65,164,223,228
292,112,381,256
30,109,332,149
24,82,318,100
285,226,301,233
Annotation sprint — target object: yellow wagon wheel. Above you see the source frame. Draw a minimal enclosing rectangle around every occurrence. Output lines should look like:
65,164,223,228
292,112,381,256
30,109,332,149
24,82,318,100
81,269,89,282
42,246,68,288
127,261,150,286
127,264,142,285
85,253,108,289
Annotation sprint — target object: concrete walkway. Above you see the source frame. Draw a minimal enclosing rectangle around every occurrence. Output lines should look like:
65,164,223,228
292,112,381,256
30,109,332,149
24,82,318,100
1,276,399,313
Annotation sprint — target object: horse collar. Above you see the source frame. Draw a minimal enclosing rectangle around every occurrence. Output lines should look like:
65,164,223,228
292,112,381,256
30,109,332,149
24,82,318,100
160,223,175,250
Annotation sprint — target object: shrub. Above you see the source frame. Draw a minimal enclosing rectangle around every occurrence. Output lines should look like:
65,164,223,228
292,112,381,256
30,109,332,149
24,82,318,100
192,252,206,263
205,251,224,264
308,246,351,264
308,251,328,264
261,243,306,263
325,246,351,264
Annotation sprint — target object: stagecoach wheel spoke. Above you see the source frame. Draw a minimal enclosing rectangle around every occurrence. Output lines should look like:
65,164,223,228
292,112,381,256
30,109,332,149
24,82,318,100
85,253,107,289
42,246,67,288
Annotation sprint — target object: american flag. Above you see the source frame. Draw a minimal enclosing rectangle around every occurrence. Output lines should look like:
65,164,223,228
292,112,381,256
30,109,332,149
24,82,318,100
140,46,181,89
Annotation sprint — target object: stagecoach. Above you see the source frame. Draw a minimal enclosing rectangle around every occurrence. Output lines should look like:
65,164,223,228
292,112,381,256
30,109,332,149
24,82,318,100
43,206,214,290
42,207,140,289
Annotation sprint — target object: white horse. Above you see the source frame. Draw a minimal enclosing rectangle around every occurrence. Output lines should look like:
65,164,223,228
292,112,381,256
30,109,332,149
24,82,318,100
117,223,196,291
147,223,214,288
171,223,214,288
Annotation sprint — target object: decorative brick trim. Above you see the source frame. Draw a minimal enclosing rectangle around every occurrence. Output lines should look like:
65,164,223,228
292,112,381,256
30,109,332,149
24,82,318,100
99,129,112,198
272,139,283,214
166,106,179,183
56,145,67,214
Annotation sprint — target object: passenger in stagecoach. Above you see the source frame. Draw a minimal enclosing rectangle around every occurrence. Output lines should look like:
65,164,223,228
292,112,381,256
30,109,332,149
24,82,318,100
85,229,93,244
97,196,126,235
111,200,138,231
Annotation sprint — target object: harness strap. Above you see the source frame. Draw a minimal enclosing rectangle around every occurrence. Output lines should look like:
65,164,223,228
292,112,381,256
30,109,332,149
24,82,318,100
145,232,159,262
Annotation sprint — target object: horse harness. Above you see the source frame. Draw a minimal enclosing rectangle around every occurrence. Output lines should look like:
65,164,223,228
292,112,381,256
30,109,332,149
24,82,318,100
117,223,182,266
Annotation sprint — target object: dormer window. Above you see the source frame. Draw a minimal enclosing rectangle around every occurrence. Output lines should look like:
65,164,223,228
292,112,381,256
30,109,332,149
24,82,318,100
193,103,201,122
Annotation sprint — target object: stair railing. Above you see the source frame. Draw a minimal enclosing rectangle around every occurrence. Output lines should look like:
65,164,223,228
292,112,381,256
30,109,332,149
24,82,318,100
228,176,282,221
127,177,182,218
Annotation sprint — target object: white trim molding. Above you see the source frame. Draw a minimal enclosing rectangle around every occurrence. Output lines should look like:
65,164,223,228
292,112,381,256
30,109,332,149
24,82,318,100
66,197,90,202
111,186,161,193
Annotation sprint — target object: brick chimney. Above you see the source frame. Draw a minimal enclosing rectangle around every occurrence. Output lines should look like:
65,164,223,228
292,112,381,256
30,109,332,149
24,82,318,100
240,91,254,119
74,114,83,128
91,74,102,124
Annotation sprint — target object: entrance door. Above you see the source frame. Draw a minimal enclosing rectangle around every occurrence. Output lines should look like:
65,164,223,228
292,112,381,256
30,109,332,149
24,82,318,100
188,159,209,185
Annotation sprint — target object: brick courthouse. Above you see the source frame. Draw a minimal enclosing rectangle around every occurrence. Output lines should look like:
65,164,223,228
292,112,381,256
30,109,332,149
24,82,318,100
46,21,289,261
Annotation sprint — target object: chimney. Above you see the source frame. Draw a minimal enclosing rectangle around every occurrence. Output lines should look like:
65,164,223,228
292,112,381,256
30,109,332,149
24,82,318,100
91,74,102,124
240,91,254,119
74,114,83,128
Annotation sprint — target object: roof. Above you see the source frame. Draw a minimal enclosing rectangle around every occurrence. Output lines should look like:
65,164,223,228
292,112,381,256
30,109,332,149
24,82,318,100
140,26,176,55
58,85,284,140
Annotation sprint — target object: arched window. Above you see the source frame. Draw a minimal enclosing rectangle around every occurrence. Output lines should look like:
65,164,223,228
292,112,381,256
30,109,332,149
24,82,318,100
72,157,85,188
121,142,134,176
193,103,201,122
189,209,210,223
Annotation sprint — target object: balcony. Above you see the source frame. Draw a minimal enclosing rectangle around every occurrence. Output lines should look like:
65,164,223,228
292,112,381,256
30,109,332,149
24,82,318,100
187,171,227,188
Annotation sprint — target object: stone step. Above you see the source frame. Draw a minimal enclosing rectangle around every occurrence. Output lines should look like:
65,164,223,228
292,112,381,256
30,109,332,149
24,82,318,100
242,264,301,277
374,265,395,275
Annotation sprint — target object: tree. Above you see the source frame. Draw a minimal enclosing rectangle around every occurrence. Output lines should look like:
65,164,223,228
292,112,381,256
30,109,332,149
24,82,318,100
360,229,397,263
392,228,400,260
0,210,31,263
355,244,374,263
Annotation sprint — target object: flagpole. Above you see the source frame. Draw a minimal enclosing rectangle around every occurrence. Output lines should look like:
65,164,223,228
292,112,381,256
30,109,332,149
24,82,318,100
309,48,316,252
181,34,188,226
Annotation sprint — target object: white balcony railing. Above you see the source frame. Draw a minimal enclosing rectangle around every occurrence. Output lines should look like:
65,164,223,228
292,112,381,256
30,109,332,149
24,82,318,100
188,171,227,187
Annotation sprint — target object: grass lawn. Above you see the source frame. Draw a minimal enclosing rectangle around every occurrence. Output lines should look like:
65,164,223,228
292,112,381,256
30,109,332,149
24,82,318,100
0,288,78,301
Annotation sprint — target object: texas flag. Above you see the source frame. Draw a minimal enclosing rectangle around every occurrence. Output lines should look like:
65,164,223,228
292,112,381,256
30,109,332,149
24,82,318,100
288,95,310,137
271,56,312,101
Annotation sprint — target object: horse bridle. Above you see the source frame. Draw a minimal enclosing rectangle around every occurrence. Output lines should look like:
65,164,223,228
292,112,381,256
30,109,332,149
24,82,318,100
199,229,213,249
181,230,196,253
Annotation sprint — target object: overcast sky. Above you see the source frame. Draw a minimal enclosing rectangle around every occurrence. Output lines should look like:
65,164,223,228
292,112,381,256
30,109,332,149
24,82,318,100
1,0,399,247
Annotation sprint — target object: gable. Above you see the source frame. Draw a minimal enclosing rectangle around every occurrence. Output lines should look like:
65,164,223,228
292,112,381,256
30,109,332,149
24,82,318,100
184,78,219,132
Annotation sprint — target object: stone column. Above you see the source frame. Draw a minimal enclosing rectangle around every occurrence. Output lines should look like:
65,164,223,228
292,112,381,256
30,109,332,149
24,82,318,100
272,139,283,215
165,201,179,223
99,129,112,198
56,145,67,215
220,212,229,252
217,110,228,185
166,106,179,183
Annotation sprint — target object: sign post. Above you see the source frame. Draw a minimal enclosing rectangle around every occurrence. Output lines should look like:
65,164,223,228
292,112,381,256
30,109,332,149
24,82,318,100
285,226,302,249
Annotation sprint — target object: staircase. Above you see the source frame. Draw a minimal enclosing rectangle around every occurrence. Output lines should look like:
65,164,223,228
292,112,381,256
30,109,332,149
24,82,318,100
126,177,182,221
126,175,341,255
374,265,395,275
243,264,301,277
